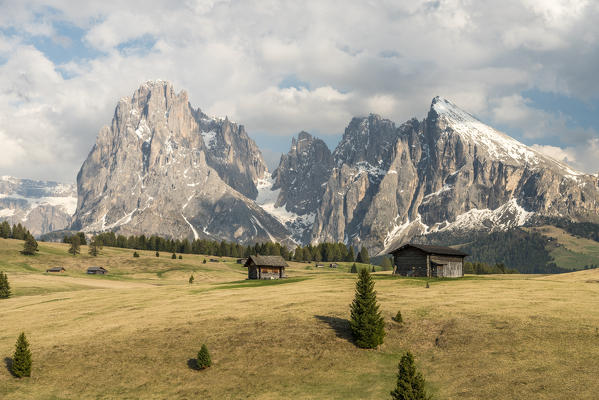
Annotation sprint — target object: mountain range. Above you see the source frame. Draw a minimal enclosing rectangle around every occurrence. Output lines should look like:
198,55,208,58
3,80,599,255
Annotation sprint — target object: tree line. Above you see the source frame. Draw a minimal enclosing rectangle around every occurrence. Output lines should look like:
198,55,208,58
463,261,518,274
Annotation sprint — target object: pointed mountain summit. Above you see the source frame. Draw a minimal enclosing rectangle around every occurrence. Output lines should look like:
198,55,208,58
72,80,288,244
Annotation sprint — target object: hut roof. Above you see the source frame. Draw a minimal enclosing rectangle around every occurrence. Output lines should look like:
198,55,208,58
244,255,288,268
87,266,107,272
46,267,65,272
388,243,468,257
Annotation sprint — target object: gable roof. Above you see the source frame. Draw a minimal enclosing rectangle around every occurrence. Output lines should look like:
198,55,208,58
388,243,468,257
244,255,288,268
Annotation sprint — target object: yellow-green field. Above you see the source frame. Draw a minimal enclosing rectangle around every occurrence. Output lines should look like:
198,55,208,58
1,238,598,399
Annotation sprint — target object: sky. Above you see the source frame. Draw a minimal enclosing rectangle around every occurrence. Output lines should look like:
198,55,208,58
1,0,599,182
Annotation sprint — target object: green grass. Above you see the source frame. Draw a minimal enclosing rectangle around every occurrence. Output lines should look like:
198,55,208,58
1,238,599,399
527,226,599,269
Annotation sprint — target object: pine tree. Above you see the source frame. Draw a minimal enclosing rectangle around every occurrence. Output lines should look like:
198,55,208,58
350,263,358,273
11,332,32,378
349,269,385,348
202,259,206,264
0,271,11,298
88,236,102,257
156,251,160,257
393,310,403,323
358,246,370,264
381,257,393,271
390,352,429,400
371,265,376,272
189,274,194,284
196,344,212,369
0,221,11,238
68,235,81,255
172,253,177,259
179,255,183,259
21,234,38,255
133,251,140,258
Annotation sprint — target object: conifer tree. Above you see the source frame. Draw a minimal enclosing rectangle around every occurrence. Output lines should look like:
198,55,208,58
346,246,355,262
172,253,177,259
0,271,11,298
133,251,140,258
21,234,38,255
350,263,358,273
68,235,81,255
11,332,32,378
197,344,212,369
371,265,376,272
393,310,403,323
390,351,429,400
156,251,160,257
189,274,194,284
357,246,370,264
88,236,102,256
349,269,385,348
0,221,11,238
179,255,183,259
202,259,206,264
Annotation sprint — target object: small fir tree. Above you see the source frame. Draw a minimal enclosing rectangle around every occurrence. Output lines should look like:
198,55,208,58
393,310,403,323
390,351,429,400
156,251,160,257
350,263,358,273
133,251,140,258
179,255,183,259
381,257,393,271
12,332,32,378
371,265,376,273
0,271,11,298
21,234,38,255
197,344,212,369
68,235,81,256
172,253,177,259
349,269,385,348
189,274,194,284
202,259,206,264
357,246,370,264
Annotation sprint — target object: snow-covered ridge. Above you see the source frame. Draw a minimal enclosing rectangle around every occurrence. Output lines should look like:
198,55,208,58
432,97,584,177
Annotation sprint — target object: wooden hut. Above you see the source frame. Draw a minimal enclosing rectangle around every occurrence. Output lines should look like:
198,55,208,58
244,255,288,279
389,243,468,278
86,266,108,275
46,267,65,273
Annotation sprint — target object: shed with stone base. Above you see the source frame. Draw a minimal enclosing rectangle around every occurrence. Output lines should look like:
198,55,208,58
389,244,467,278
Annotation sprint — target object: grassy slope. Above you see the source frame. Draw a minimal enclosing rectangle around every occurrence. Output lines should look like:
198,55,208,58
527,226,599,270
0,239,598,399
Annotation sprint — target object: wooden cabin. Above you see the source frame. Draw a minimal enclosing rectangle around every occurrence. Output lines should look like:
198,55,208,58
46,267,65,273
244,255,288,279
389,243,468,278
87,266,108,275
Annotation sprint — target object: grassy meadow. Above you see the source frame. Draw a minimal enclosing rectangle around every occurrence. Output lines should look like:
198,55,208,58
1,238,598,399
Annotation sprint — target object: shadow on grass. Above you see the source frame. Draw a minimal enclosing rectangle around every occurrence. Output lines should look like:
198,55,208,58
314,315,353,342
187,358,200,370
4,357,16,377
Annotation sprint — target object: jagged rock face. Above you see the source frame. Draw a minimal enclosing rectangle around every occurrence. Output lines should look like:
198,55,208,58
272,131,333,214
72,81,288,244
0,176,76,236
307,97,599,254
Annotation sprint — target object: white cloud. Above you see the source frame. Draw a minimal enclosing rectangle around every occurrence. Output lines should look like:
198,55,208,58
532,140,599,173
0,0,598,181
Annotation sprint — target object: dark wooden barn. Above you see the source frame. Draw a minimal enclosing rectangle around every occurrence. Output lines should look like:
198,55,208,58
244,255,288,280
389,243,468,278
87,266,108,275
46,267,66,273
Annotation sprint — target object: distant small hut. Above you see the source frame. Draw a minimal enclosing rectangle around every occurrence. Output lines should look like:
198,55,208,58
87,266,108,275
329,263,338,268
244,255,288,280
46,267,65,273
389,243,468,278
210,258,219,262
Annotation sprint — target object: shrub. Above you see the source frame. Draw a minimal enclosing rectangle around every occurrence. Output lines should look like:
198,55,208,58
197,344,212,369
350,263,357,273
390,351,430,400
172,253,177,259
202,259,206,264
133,251,140,258
179,255,183,259
0,271,11,299
189,274,194,284
12,332,32,378
371,265,376,273
349,269,385,348
393,310,403,323
156,251,160,257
